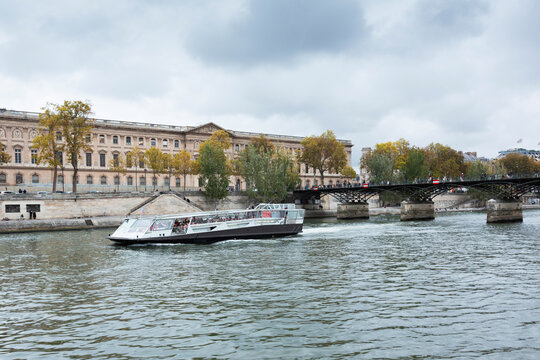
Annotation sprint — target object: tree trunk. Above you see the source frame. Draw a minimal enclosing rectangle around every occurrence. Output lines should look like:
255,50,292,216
72,155,78,193
319,168,325,186
183,173,186,192
135,166,138,192
52,166,58,193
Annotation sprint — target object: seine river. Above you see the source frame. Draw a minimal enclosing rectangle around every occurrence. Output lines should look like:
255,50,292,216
1,210,539,359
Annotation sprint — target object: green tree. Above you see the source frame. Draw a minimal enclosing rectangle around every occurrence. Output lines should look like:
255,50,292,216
128,146,144,192
404,147,428,181
341,166,357,184
32,105,64,192
162,153,176,191
238,145,299,203
0,141,10,165
197,140,229,206
498,153,538,177
366,153,394,184
57,100,94,193
208,130,231,150
175,150,195,191
144,147,164,191
108,154,127,192
251,134,275,153
299,130,347,185
465,160,491,180
373,138,410,171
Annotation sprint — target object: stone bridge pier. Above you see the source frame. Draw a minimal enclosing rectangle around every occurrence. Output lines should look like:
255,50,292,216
337,202,369,220
400,200,435,221
486,199,523,223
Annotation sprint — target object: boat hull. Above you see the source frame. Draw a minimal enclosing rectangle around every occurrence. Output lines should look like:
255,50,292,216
108,223,303,245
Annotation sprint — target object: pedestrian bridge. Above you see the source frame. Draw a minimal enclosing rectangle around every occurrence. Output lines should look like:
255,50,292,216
293,177,540,223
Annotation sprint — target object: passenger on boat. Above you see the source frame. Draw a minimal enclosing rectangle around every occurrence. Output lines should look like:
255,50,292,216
173,219,181,233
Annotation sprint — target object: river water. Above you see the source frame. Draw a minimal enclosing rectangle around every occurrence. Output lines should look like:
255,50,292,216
1,210,539,359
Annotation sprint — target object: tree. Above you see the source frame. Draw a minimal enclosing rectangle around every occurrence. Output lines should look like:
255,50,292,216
366,153,394,184
175,150,195,191
0,141,10,165
498,153,538,177
423,143,465,179
341,166,357,184
197,140,229,206
465,160,491,180
404,147,428,181
128,146,144,192
108,154,127,192
57,100,94,193
373,138,410,171
299,130,347,185
144,147,164,191
208,130,231,150
251,134,275,154
238,145,300,203
32,105,64,192
162,153,175,191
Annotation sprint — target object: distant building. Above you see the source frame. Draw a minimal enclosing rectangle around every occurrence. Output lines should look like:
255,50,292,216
498,148,540,162
0,109,353,191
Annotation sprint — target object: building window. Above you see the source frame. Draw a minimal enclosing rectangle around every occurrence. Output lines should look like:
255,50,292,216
139,137,144,146
127,176,133,186
99,135,105,144
174,140,179,148
26,204,40,213
0,173,6,183
86,152,92,167
31,149,37,164
152,177,157,186
305,164,308,174
164,177,169,187
14,149,22,164
151,138,156,147
32,174,39,184
114,176,120,185
235,144,239,152
100,153,106,167
113,153,119,166
58,175,64,184
86,134,92,143
56,131,62,141
87,175,93,185
101,176,107,185
113,136,118,144
126,136,132,145
16,173,23,184
163,139,168,148
176,177,180,188
140,176,146,186
139,160,145,168
56,151,63,166
5,205,20,213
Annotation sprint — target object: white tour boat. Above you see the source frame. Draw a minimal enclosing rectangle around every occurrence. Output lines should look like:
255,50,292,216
108,203,305,245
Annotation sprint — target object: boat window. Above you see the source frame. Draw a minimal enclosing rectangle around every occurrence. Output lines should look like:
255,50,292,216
150,219,174,231
128,219,154,233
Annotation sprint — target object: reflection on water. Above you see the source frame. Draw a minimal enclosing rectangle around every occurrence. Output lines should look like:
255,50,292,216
1,210,539,359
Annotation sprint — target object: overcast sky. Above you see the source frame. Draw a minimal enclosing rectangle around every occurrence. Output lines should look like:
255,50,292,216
1,0,539,165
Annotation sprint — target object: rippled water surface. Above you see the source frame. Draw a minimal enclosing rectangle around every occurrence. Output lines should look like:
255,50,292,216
1,210,540,359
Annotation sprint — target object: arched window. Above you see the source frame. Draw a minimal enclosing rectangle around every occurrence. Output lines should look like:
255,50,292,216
32,174,39,184
164,177,169,186
114,176,120,185
174,140,179,148
151,138,156,147
127,176,133,186
175,177,180,188
112,135,118,144
140,176,146,186
162,139,168,148
57,175,64,184
87,176,93,185
16,173,23,184
0,173,6,183
101,176,107,185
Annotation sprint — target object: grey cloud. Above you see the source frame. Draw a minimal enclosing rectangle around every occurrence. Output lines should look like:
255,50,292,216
186,0,365,66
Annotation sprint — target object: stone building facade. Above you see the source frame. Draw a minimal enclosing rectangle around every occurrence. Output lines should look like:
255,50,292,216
0,109,352,192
